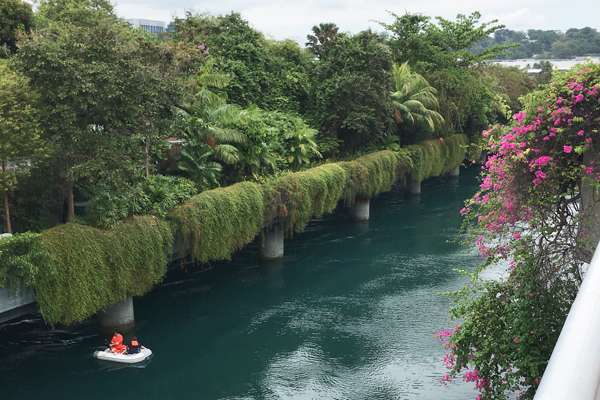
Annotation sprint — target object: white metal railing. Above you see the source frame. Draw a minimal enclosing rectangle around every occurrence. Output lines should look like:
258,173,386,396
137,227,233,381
534,241,600,399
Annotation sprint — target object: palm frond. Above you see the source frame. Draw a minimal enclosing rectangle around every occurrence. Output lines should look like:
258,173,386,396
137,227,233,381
213,144,240,164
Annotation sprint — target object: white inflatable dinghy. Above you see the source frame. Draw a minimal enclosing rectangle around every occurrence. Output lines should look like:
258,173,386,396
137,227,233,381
93,348,152,363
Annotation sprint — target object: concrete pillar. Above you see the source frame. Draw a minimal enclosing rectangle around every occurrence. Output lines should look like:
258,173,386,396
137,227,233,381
171,236,186,262
447,165,460,179
406,177,421,196
350,197,370,221
260,225,284,261
97,296,135,332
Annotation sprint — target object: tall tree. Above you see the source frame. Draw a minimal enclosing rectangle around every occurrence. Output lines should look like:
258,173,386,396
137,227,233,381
173,12,312,114
0,60,40,233
306,23,341,60
309,29,394,153
14,0,182,219
379,11,516,71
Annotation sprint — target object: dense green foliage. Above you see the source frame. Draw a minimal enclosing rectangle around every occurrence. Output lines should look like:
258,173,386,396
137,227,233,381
170,181,264,263
379,12,514,71
309,29,394,153
473,27,600,59
0,232,53,293
173,12,312,115
84,175,198,228
427,69,495,140
409,134,468,181
0,167,62,233
390,62,445,144
14,0,189,218
0,216,172,326
0,59,42,233
353,150,409,197
479,63,535,117
263,164,347,234
378,12,525,144
0,0,33,55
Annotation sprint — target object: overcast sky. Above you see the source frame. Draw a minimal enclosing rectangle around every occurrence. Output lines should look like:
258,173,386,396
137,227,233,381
115,0,600,43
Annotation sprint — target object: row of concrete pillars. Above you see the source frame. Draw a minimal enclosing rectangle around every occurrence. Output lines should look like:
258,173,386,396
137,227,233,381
99,166,462,331
259,166,461,261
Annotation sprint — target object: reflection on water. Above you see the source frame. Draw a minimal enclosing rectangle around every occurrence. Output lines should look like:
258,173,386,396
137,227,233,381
0,166,496,400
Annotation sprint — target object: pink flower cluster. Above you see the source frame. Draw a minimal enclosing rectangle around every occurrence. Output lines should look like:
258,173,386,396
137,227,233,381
470,63,600,258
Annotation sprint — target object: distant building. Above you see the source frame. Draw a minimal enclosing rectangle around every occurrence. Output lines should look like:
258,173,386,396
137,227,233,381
167,21,176,33
494,57,600,76
128,19,166,34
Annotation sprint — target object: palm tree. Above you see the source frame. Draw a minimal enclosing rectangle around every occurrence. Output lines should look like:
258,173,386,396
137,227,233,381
177,145,222,191
390,62,444,144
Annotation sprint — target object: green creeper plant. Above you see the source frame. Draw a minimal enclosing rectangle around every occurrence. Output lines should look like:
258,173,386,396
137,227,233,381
408,135,468,181
170,181,264,263
0,216,172,326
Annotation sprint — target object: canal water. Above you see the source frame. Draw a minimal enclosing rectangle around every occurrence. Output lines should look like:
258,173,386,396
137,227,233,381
0,166,489,400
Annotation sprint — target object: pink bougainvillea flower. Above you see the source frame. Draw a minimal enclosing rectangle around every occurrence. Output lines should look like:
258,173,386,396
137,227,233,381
564,146,573,153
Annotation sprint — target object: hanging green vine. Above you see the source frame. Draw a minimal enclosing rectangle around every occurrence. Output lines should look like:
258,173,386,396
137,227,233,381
1,135,468,326
263,163,348,234
38,216,172,326
444,134,470,171
353,150,410,197
0,217,172,326
170,181,265,263
408,134,468,182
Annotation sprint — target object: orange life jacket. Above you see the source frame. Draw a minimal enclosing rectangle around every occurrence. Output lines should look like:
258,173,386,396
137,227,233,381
130,340,139,347
110,334,123,346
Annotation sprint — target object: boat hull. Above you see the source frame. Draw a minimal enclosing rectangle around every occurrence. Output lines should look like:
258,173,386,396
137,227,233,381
93,348,152,363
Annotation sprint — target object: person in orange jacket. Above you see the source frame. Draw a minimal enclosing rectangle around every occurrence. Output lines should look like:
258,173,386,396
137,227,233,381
110,332,123,347
127,336,146,354
109,332,127,354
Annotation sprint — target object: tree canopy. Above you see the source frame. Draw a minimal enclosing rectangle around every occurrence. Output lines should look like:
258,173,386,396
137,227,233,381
0,0,33,55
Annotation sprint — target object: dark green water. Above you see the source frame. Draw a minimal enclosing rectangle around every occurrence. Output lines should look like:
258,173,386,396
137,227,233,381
0,166,487,400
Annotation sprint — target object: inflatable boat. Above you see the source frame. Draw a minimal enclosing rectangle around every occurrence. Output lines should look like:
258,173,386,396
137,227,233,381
93,348,152,363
